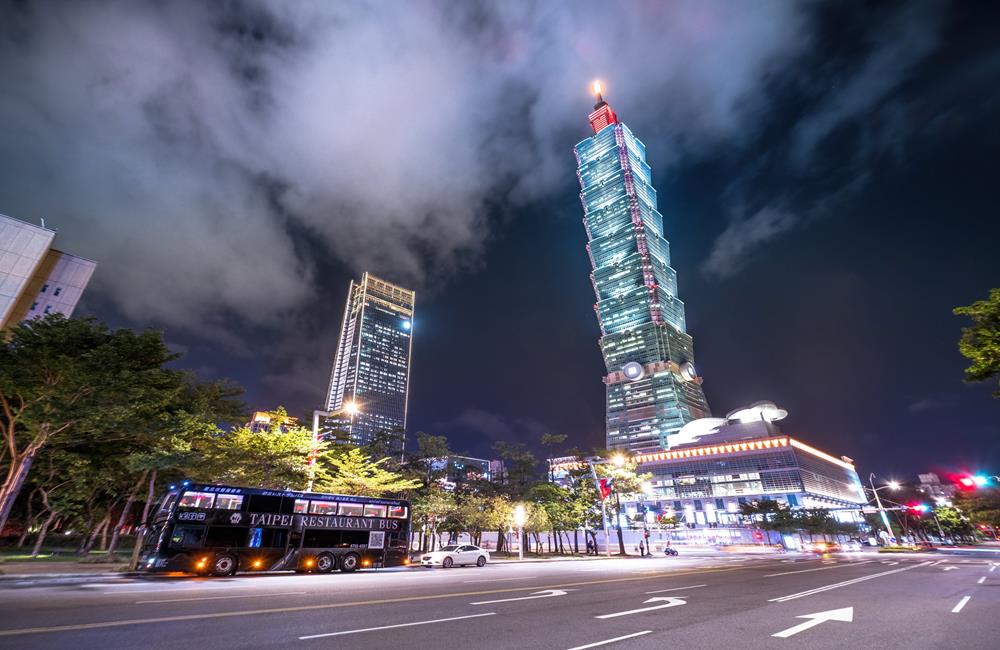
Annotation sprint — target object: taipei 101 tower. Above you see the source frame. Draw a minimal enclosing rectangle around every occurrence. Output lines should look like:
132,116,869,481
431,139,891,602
574,82,711,453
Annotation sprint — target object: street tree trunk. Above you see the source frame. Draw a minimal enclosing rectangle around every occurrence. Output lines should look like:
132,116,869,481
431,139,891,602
0,444,40,536
83,514,111,555
107,471,146,557
30,509,59,558
129,469,158,570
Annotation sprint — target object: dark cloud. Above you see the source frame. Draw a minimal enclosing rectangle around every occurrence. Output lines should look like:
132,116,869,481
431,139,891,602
0,0,808,334
434,409,550,446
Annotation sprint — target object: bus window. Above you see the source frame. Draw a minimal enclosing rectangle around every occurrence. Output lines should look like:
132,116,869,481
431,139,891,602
303,530,340,548
293,499,309,514
262,528,288,548
338,503,363,517
340,531,368,548
204,526,248,548
159,493,178,514
309,501,337,515
248,527,263,548
388,505,407,519
178,491,215,509
363,504,387,518
247,495,282,513
215,494,244,510
169,525,205,548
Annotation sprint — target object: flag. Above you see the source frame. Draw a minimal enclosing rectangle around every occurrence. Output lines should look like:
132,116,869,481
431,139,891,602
598,477,614,500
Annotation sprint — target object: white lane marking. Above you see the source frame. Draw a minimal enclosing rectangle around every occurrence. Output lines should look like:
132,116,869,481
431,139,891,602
769,562,931,602
565,631,653,649
106,585,246,595
931,559,947,566
645,584,706,594
978,577,986,584
137,591,306,604
772,607,853,638
471,589,570,605
942,566,958,571
595,596,687,619
990,565,997,573
765,561,873,577
952,596,971,613
299,612,496,639
463,576,538,583
821,560,836,565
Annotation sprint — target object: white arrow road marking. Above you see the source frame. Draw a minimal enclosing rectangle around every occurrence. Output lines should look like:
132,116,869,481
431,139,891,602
471,589,571,605
565,631,653,650
942,566,959,571
952,596,971,613
772,607,854,638
299,612,496,639
595,596,687,619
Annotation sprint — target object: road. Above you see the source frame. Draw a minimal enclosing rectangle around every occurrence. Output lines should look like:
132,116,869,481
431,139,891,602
0,551,998,649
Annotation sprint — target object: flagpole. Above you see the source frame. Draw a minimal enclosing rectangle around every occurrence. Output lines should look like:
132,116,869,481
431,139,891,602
588,458,612,558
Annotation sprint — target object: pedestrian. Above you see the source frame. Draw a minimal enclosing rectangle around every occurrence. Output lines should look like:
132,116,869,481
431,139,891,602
585,539,593,555
638,539,645,556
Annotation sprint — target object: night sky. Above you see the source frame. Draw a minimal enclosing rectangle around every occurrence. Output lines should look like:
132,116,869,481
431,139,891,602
1,1,998,479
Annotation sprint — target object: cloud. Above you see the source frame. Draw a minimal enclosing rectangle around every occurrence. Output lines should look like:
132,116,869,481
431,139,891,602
435,408,549,444
0,0,810,334
908,398,947,414
701,207,798,279
703,1,946,276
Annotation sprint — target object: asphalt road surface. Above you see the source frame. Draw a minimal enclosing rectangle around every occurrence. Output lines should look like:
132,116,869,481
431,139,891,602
1,551,998,649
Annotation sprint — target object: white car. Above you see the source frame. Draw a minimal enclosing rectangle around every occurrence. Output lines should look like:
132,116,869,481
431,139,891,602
420,544,490,568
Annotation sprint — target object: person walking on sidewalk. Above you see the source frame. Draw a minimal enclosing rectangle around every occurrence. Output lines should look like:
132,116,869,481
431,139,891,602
638,539,646,557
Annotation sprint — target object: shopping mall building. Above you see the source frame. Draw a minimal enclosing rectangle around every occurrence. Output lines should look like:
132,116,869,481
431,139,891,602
553,402,867,545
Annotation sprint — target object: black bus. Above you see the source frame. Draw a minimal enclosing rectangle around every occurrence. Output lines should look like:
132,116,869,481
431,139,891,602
139,482,411,576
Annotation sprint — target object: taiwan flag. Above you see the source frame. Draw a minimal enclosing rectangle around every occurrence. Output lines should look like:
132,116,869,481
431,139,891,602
598,478,614,500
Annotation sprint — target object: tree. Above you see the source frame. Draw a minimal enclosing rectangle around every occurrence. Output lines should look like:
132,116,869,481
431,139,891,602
410,484,456,551
0,315,180,535
954,288,1000,397
539,433,568,481
316,447,421,497
190,409,316,490
492,442,538,497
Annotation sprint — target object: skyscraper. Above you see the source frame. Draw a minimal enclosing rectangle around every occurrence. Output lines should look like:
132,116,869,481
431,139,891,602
574,83,710,454
0,213,96,331
325,272,415,450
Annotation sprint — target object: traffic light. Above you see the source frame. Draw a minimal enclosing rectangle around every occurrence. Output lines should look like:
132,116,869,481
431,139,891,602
753,530,763,540
909,503,929,514
958,477,976,488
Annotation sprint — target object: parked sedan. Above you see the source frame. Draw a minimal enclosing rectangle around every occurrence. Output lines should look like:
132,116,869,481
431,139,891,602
420,544,490,568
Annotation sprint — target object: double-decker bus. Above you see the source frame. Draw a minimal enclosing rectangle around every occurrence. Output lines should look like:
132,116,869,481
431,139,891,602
139,482,410,576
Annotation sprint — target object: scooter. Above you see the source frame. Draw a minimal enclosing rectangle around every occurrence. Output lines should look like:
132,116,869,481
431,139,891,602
663,546,678,556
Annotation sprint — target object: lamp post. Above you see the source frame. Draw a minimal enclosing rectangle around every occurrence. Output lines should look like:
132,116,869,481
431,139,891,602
867,473,898,545
309,401,360,491
587,457,613,557
611,454,627,555
513,504,527,561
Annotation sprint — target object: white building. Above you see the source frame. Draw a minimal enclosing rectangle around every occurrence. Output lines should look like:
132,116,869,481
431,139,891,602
0,213,96,330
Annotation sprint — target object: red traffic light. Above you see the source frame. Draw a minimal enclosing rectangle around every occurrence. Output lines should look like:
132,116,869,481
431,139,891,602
753,531,763,540
958,477,976,488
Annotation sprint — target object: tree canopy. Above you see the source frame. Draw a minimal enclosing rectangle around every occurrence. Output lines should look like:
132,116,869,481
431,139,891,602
954,288,1000,396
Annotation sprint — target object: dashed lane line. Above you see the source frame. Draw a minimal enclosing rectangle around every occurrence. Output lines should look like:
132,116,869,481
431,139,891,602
299,612,497,639
977,577,986,584
765,561,873,578
952,596,970,613
769,561,932,602
565,631,653,649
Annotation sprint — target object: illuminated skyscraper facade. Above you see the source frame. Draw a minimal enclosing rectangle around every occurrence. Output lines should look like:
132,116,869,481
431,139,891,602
325,273,415,450
574,85,710,453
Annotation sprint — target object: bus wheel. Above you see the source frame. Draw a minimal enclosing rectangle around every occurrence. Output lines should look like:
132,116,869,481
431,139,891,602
315,553,335,573
339,553,360,573
211,553,238,577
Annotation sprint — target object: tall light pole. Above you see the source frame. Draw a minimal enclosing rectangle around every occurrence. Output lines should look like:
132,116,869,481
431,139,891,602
868,473,898,544
587,457,613,557
513,504,527,561
309,402,359,491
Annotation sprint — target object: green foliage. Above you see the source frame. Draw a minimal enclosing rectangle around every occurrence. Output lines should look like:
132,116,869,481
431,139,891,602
954,288,1000,396
190,413,316,490
315,447,421,497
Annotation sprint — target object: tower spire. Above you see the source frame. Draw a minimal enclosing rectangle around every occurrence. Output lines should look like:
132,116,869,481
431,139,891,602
588,80,618,133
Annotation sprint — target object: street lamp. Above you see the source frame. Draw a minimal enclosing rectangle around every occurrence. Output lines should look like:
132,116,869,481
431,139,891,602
513,504,527,561
867,473,898,544
586,457,613,558
309,403,362,491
